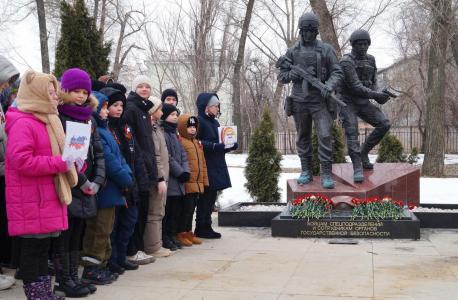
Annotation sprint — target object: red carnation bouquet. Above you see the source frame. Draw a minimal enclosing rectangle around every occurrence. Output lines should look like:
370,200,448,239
351,196,405,220
290,194,334,220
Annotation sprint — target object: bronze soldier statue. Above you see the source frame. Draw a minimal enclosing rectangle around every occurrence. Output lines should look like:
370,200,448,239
277,12,343,189
339,29,394,183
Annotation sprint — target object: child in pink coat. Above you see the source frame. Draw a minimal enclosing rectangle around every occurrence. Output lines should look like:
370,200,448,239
5,70,77,299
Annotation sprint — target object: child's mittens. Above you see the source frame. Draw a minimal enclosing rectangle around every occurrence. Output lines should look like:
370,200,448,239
178,172,190,183
75,158,87,173
80,180,100,195
213,143,225,152
63,156,75,171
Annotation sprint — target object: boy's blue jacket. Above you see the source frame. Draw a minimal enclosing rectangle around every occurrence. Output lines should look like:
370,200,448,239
93,91,133,208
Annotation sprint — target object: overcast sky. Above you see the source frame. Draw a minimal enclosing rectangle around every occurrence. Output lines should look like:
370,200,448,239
1,0,401,74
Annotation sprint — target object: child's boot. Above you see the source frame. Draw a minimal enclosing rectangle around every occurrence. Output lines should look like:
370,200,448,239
176,232,193,247
185,231,202,245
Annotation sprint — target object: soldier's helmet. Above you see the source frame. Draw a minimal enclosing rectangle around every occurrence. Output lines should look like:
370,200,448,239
350,29,371,45
298,12,320,30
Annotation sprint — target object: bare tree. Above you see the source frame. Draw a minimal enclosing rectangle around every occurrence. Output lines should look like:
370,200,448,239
36,0,50,72
422,0,452,176
231,0,255,151
310,0,341,56
107,0,149,81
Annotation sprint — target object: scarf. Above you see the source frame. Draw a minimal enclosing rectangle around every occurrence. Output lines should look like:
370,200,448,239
16,71,78,205
58,103,93,121
162,121,178,133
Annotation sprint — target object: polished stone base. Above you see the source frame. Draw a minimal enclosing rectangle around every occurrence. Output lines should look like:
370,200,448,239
287,163,421,205
271,208,420,239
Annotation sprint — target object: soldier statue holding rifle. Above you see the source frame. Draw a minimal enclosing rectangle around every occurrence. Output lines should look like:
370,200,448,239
276,12,344,189
339,29,396,183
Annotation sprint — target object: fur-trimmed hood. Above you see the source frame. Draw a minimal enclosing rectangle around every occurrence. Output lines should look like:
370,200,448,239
59,91,99,111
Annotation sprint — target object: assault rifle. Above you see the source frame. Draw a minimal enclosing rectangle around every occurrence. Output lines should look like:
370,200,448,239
277,55,347,108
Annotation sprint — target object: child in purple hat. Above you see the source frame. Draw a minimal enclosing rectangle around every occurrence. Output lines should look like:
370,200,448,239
51,68,107,297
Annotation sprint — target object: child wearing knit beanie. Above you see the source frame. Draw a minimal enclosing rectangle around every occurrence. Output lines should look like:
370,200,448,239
143,97,172,256
52,67,107,295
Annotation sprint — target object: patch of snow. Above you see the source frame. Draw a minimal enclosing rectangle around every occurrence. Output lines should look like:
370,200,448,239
412,207,458,213
236,205,285,212
218,167,297,209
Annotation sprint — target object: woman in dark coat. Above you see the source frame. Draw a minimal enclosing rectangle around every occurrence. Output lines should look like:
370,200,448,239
195,93,237,239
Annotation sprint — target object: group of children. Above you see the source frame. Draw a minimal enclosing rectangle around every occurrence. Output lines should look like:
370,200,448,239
0,55,237,299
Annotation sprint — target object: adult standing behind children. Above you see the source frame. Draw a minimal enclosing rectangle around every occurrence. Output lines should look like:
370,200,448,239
124,75,157,265
5,70,78,299
195,93,237,239
0,55,19,291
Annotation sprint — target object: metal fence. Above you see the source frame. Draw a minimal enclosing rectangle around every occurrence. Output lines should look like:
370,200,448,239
241,126,458,154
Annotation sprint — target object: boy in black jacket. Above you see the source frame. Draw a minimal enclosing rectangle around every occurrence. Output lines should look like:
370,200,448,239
123,75,157,265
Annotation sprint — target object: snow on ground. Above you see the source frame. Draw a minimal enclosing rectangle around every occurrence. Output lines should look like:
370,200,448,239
218,154,458,209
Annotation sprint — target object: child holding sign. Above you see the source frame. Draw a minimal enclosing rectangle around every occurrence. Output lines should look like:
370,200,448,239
53,68,106,296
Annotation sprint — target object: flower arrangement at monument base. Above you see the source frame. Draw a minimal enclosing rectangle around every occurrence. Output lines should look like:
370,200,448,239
290,194,334,220
351,196,404,220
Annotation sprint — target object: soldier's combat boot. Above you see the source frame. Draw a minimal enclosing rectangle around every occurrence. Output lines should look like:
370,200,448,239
297,158,313,185
351,155,364,183
360,145,374,170
320,162,335,189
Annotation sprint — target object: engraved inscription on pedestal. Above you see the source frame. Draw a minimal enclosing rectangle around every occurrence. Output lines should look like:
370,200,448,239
300,220,390,238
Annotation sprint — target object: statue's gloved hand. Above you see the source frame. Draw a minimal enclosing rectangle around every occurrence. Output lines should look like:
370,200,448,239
321,85,332,99
371,92,390,104
289,68,302,82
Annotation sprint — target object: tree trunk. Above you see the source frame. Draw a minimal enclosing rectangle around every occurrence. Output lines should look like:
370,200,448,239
99,0,107,37
231,0,255,152
93,0,99,21
36,0,50,73
112,16,126,81
450,18,458,67
422,0,451,177
309,0,341,57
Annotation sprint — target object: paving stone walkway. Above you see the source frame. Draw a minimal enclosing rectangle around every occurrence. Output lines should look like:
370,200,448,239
2,224,458,299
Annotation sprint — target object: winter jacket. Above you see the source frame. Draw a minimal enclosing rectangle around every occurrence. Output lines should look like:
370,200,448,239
93,92,133,208
177,114,209,194
0,56,20,176
152,121,169,182
58,95,106,218
196,93,231,191
161,121,189,196
124,91,158,184
5,109,69,236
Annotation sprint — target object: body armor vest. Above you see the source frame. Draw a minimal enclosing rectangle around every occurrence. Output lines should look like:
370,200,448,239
291,41,327,83
351,54,375,88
